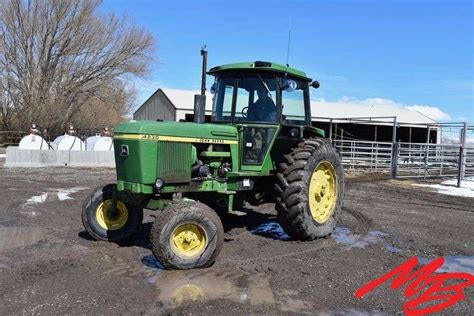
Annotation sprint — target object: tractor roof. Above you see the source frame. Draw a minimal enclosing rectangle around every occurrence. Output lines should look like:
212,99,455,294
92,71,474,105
208,61,311,82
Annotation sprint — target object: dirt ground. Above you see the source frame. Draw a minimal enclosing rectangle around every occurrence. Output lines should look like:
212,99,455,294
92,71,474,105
0,159,473,315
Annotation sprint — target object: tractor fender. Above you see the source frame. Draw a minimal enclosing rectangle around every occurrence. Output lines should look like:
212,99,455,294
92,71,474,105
303,125,325,138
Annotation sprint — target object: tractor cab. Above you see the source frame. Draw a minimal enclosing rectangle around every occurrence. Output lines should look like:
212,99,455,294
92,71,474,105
208,61,316,126
207,61,320,168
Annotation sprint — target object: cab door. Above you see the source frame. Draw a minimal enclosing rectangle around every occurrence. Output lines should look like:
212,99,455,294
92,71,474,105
232,78,279,173
239,124,278,172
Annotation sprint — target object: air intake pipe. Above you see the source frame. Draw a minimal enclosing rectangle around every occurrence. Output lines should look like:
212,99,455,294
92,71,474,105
194,46,207,123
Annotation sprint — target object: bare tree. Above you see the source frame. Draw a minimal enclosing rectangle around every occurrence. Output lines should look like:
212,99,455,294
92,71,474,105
0,0,154,131
73,79,135,130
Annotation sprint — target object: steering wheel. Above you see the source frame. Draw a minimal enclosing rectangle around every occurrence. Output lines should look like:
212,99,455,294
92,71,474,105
241,106,249,118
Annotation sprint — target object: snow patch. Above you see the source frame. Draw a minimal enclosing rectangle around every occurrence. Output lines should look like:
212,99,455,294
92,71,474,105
25,193,49,205
23,187,86,205
413,177,474,198
57,187,86,201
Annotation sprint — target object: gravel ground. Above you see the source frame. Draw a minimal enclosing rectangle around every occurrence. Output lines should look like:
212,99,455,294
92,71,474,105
0,163,472,315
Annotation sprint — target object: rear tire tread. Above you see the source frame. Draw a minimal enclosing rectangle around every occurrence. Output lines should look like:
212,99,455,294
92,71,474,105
275,137,345,241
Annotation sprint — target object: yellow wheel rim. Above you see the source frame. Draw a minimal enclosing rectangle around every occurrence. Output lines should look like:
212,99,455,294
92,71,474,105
96,199,129,231
171,223,207,258
308,160,338,224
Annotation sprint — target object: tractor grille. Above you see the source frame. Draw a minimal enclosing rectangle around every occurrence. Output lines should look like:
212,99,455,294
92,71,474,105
156,141,192,183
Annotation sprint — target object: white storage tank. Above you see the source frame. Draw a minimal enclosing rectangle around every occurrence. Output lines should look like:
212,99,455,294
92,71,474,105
86,135,100,151
18,134,50,150
94,136,114,151
57,136,85,151
53,135,67,147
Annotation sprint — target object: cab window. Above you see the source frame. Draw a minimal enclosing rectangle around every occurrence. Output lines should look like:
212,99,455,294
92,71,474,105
281,79,307,125
212,78,234,122
212,76,278,124
235,77,278,123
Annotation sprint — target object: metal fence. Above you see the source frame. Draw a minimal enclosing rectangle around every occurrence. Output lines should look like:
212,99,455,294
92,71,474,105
328,118,473,187
332,139,393,172
395,143,467,178
466,147,474,178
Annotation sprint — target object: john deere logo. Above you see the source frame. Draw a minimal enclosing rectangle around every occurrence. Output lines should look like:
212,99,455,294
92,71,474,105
120,145,129,157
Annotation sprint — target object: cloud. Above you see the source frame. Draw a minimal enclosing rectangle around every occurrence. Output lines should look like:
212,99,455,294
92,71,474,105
310,95,452,123
404,105,451,121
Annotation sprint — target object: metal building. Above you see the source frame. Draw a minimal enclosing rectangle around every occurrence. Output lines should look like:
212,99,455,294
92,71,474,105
133,89,177,121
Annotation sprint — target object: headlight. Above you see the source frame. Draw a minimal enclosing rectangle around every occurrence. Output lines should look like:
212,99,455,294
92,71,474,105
155,178,164,189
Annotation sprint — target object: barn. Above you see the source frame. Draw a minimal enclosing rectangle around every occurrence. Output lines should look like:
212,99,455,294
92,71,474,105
133,88,440,144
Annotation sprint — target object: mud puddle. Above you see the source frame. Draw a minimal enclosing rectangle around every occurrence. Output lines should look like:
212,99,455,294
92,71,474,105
248,221,402,256
0,226,47,252
385,245,402,253
143,255,313,312
419,255,474,274
319,309,387,315
151,270,313,312
331,227,388,248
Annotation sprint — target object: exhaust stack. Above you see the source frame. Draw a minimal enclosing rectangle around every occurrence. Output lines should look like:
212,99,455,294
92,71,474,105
193,46,207,123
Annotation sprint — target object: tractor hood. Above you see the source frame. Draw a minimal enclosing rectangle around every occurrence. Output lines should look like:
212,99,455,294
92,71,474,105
114,121,238,142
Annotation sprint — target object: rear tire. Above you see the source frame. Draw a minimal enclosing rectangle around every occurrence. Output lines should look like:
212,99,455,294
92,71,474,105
275,138,344,240
82,184,143,242
150,201,224,270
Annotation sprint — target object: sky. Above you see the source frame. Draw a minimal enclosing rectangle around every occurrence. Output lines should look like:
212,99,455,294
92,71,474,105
101,0,473,122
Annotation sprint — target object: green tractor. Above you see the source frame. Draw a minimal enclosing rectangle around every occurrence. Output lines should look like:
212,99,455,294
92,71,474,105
82,50,344,270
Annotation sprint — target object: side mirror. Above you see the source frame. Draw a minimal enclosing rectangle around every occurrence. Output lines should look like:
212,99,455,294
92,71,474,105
311,81,320,89
210,83,217,94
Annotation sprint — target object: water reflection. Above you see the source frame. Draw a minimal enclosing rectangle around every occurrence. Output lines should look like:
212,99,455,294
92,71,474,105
149,268,275,308
418,255,474,274
331,227,388,249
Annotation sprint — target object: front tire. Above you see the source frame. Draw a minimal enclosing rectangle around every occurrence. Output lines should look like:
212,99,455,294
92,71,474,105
275,138,344,240
82,184,143,242
150,201,224,270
